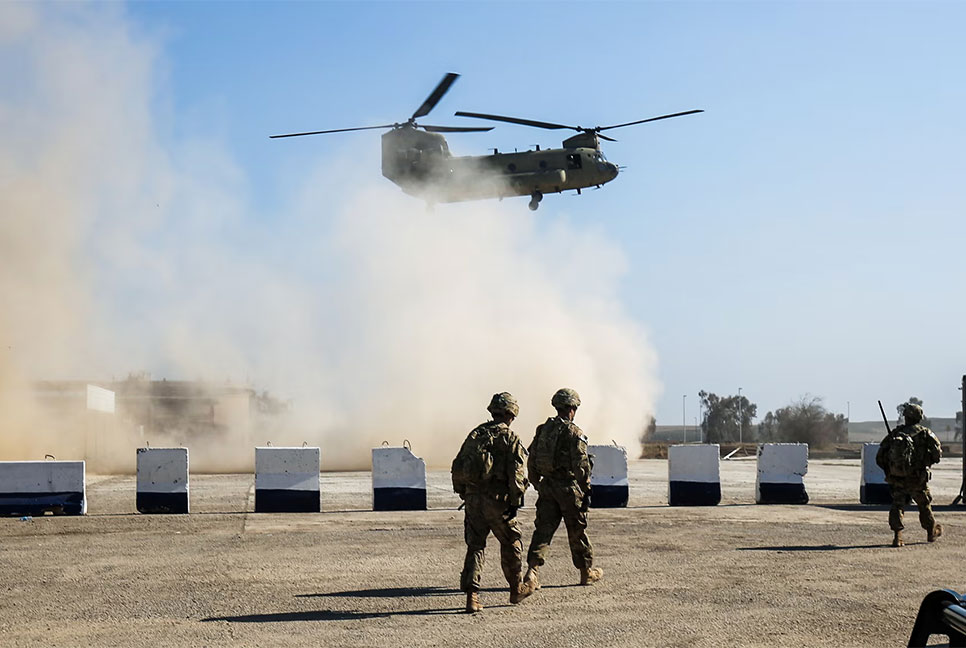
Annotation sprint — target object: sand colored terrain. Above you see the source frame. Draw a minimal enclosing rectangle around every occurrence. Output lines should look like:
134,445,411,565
2,457,964,647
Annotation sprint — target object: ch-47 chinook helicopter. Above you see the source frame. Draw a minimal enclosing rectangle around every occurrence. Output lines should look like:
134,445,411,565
271,73,702,210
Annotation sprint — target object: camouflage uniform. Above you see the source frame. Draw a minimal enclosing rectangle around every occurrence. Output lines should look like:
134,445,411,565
526,415,595,571
877,422,942,532
876,404,942,543
454,419,529,593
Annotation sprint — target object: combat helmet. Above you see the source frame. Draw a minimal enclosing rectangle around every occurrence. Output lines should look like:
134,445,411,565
487,392,519,418
551,388,581,409
902,403,924,424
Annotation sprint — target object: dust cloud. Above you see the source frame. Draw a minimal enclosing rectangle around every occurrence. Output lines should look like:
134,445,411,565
0,4,661,472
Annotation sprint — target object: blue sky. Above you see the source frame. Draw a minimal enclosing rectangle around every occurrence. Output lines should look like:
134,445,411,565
15,1,966,429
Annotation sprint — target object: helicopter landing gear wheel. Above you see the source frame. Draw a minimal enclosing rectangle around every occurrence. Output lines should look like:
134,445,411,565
528,191,543,211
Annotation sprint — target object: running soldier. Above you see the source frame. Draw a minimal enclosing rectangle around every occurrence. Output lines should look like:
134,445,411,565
451,392,534,613
524,388,602,590
876,402,943,547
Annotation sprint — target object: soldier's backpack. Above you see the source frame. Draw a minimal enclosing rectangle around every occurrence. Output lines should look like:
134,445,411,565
886,430,917,478
531,419,562,478
451,427,497,494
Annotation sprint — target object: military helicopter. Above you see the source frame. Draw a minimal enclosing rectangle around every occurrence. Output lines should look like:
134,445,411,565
271,73,702,210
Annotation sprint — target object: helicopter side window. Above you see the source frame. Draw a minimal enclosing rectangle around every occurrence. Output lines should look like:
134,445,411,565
567,153,582,170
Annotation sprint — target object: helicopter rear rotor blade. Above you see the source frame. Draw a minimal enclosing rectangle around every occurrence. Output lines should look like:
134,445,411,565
455,111,573,131
270,124,397,138
421,125,494,133
598,109,704,131
412,72,460,120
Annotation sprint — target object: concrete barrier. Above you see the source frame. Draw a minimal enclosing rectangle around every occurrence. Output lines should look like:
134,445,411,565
756,443,809,504
372,446,427,511
588,445,628,508
860,443,890,505
668,444,721,506
136,447,189,514
254,447,320,513
0,461,86,516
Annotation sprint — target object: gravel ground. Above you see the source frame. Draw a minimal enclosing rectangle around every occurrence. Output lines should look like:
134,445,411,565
2,457,964,647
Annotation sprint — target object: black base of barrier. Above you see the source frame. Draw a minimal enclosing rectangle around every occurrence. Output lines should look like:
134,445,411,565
860,483,892,505
137,491,189,514
0,492,85,516
373,487,427,511
588,485,628,508
908,589,966,647
757,482,809,504
254,489,320,513
669,481,722,506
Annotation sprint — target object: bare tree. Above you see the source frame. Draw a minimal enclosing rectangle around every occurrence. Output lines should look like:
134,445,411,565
760,395,846,448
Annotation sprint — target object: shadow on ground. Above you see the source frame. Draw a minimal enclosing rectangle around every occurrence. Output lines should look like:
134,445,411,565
202,608,467,622
202,582,576,622
737,543,889,552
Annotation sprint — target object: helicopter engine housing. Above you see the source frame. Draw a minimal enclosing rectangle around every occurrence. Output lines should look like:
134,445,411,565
381,127,451,195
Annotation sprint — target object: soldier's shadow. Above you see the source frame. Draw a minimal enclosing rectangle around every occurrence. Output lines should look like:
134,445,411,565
737,543,889,552
202,585,528,622
202,608,466,622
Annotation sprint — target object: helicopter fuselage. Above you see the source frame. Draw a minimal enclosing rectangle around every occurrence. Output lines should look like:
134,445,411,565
381,126,618,206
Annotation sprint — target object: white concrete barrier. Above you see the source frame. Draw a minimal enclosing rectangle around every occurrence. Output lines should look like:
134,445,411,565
254,447,320,513
588,445,628,508
861,443,890,505
136,447,189,514
668,444,721,506
756,443,809,504
372,446,427,511
0,461,86,516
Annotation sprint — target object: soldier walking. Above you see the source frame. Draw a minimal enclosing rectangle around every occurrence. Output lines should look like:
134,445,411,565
876,403,943,547
523,388,602,591
451,392,535,613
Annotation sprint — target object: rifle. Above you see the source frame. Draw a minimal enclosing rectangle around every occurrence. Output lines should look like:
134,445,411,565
878,400,892,435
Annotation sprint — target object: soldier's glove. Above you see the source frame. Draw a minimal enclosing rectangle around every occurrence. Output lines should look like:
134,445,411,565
505,505,520,519
579,489,591,512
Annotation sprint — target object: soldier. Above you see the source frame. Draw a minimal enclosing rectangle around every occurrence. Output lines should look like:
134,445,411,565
451,392,534,613
523,388,602,591
876,403,943,547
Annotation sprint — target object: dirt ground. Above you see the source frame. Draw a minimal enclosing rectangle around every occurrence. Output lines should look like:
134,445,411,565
2,457,965,647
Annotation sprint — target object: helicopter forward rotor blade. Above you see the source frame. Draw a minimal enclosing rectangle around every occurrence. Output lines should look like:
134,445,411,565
598,110,704,131
412,72,460,120
421,124,494,133
455,111,573,131
270,124,397,138
598,133,618,142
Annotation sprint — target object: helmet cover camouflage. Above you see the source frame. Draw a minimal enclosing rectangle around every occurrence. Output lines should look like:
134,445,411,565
551,388,581,409
902,403,924,424
487,392,519,418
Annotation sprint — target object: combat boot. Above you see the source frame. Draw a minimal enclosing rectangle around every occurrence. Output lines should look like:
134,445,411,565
579,566,603,585
928,524,943,543
892,531,904,547
524,564,540,591
509,578,534,605
465,590,482,613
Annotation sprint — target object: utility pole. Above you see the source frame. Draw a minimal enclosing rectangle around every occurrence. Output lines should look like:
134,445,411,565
957,375,966,505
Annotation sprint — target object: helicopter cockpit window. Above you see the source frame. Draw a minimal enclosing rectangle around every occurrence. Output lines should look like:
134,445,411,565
567,153,582,170
593,151,608,162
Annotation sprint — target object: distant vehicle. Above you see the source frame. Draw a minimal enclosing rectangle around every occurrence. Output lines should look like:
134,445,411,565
272,73,702,210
